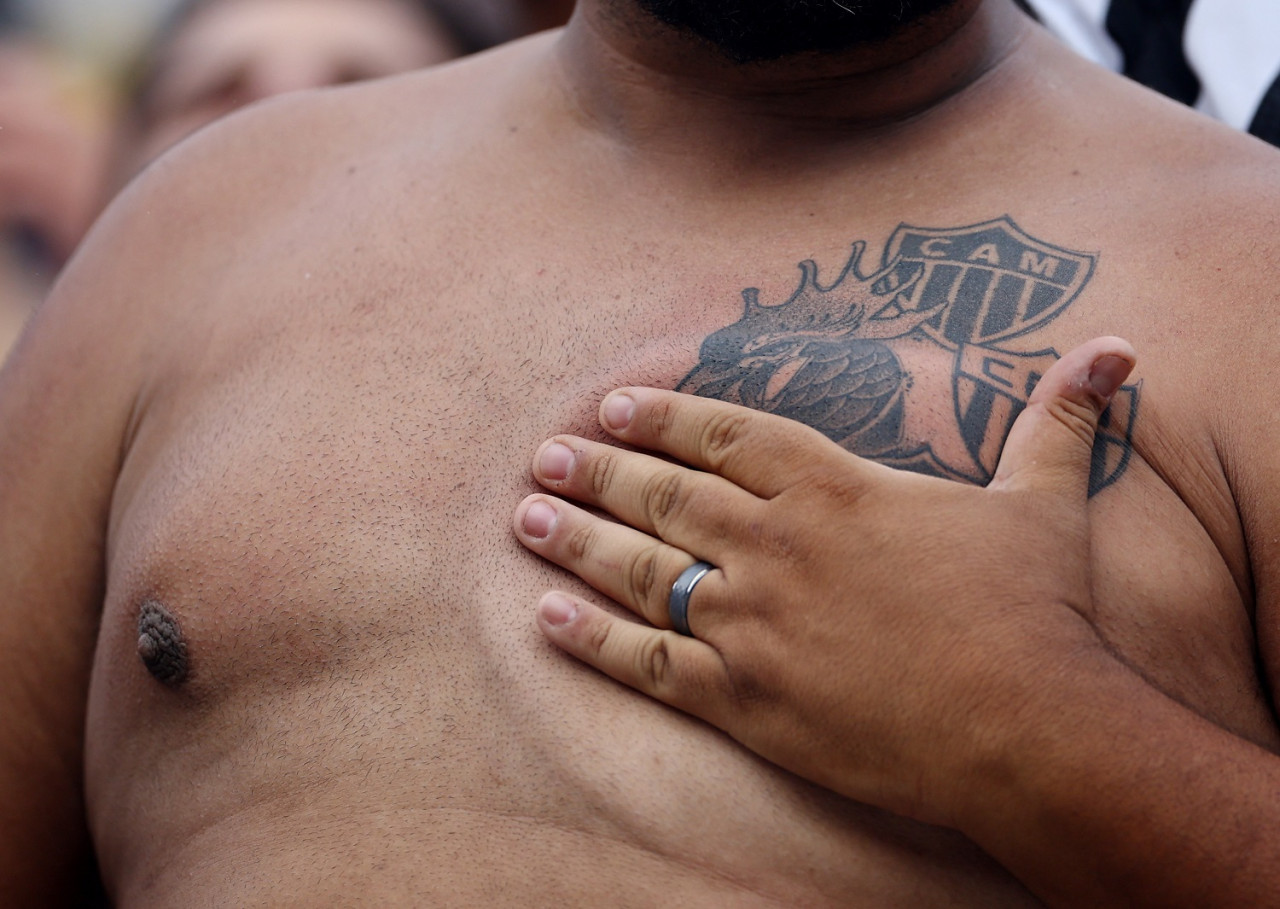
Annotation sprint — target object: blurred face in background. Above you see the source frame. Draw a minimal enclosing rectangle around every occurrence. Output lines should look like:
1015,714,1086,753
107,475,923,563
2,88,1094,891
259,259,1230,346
118,0,459,175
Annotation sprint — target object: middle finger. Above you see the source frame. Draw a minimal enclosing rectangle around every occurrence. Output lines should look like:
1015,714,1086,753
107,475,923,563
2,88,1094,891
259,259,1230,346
532,435,760,558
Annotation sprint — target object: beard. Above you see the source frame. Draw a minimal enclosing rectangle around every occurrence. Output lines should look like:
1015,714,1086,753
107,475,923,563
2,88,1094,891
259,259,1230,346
632,0,964,62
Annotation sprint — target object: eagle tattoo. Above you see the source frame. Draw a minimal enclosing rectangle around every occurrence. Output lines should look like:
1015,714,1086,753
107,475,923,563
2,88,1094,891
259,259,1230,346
679,242,936,456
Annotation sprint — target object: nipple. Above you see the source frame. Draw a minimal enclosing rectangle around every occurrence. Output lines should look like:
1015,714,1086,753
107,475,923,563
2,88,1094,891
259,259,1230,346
137,600,189,687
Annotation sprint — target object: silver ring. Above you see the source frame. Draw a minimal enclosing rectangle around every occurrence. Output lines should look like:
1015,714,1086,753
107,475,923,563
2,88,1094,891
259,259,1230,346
669,561,715,637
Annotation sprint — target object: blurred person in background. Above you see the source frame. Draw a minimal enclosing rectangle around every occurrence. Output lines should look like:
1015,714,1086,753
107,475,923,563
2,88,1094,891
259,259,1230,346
2,0,513,362
1016,0,1280,146
106,0,480,189
0,3,111,357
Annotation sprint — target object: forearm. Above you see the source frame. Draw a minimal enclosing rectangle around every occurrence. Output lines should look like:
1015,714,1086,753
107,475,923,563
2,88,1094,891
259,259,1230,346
956,647,1280,908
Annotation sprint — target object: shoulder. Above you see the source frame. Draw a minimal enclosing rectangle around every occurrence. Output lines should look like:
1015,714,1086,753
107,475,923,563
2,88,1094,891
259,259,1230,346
1018,40,1280,574
120,29,553,208
49,32,548,339
10,30,560,427
1043,46,1280,313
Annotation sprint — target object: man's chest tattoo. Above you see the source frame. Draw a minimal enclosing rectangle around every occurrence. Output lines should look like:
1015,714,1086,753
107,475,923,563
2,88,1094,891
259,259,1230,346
678,217,1140,495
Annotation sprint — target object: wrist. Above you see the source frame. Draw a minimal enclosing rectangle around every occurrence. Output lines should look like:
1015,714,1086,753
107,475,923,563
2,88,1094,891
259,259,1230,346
924,617,1128,834
937,637,1206,905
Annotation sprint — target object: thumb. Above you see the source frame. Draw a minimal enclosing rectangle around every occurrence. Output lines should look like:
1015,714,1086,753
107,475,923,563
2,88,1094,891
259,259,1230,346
989,337,1136,500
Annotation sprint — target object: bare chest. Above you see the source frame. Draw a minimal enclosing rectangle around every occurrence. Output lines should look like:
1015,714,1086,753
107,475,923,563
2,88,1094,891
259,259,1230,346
87,213,1276,903
106,209,1269,720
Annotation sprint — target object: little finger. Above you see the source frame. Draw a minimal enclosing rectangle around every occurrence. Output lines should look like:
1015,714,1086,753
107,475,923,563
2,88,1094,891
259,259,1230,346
536,592,736,721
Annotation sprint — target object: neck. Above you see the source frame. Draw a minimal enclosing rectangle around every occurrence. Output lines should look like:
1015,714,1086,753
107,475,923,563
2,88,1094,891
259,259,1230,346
553,0,1029,151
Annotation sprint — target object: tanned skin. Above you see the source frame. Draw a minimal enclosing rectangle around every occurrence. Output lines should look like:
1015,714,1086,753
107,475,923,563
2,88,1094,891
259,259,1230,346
2,0,1279,905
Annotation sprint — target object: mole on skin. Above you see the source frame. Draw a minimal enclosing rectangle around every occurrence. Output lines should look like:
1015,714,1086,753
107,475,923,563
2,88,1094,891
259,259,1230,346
137,600,189,686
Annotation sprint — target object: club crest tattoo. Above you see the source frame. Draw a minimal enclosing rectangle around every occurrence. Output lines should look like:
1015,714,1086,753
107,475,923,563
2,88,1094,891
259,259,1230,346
678,217,1140,496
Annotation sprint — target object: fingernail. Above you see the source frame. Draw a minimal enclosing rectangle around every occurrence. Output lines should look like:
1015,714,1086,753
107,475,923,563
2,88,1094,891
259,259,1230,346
1089,355,1130,401
521,500,558,539
539,442,575,481
539,593,578,627
602,393,635,431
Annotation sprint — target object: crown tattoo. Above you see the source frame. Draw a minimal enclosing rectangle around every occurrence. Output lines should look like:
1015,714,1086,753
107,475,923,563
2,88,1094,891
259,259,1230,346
738,241,936,341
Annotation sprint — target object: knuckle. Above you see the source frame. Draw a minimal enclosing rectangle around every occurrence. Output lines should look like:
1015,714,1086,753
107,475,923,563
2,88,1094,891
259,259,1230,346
561,520,598,563
620,545,662,611
726,672,768,709
1039,396,1100,449
585,448,619,499
644,396,677,440
753,523,805,566
642,469,686,527
794,464,867,511
584,611,616,659
720,643,774,709
700,409,752,472
636,634,675,689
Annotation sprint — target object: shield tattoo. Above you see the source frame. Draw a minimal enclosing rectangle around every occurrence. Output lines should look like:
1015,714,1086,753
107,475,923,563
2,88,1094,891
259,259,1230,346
877,217,1096,349
1090,382,1140,495
953,344,1062,482
680,217,1138,498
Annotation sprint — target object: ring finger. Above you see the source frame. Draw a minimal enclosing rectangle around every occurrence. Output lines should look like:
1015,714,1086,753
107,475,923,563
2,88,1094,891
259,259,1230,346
514,493,723,634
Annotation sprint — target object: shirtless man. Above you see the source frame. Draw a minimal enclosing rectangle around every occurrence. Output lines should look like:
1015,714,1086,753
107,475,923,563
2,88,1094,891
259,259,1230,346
3,0,1279,905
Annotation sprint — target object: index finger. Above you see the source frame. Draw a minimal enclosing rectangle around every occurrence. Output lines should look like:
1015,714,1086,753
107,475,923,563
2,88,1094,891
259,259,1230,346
598,389,854,499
